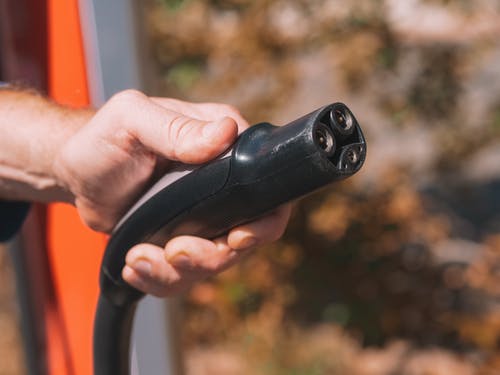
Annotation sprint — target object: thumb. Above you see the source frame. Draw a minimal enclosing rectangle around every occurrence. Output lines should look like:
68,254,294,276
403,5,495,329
108,90,238,164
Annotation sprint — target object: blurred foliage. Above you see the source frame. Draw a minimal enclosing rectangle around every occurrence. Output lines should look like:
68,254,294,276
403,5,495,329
165,58,204,90
145,0,500,373
158,0,189,11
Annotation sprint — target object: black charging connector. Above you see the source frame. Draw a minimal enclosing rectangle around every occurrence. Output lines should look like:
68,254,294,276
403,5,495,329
93,102,366,375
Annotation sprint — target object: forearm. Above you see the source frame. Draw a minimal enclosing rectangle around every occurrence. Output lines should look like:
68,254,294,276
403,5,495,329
0,87,291,297
0,87,93,202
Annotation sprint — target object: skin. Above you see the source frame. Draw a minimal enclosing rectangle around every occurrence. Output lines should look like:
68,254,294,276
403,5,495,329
0,88,291,297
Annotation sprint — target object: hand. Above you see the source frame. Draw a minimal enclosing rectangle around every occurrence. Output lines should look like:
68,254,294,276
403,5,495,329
54,90,291,296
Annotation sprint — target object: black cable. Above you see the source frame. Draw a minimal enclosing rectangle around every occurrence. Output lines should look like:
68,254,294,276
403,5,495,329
93,296,138,375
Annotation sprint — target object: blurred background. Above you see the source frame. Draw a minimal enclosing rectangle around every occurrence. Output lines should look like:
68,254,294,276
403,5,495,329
1,0,500,374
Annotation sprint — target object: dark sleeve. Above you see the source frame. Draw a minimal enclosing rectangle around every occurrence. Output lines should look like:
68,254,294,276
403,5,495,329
0,201,31,241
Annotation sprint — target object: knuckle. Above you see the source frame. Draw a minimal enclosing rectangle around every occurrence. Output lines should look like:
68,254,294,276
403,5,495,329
104,90,149,133
86,217,112,233
220,103,241,117
202,102,242,117
110,89,146,107
78,203,116,233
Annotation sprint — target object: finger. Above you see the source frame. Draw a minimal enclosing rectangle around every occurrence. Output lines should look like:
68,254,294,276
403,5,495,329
163,235,242,276
227,204,292,250
122,236,246,297
122,202,291,296
122,243,183,297
106,90,238,164
151,98,249,132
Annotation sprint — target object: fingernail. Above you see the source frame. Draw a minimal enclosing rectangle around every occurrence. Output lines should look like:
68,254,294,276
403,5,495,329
238,235,257,249
168,252,192,269
202,120,222,139
132,260,152,277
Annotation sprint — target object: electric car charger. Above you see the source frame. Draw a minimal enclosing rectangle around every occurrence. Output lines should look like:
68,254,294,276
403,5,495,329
93,102,367,375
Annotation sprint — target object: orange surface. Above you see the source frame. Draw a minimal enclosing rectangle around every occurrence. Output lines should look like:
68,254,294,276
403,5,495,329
46,0,107,374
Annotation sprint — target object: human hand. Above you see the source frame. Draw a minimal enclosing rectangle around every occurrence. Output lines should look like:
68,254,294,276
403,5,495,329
53,90,291,296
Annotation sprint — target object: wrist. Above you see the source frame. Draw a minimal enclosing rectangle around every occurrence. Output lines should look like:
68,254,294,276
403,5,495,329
0,88,95,203
45,106,95,203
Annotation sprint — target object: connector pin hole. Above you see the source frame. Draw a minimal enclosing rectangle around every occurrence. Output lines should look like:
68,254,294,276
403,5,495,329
331,108,354,132
346,149,359,164
314,124,335,155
